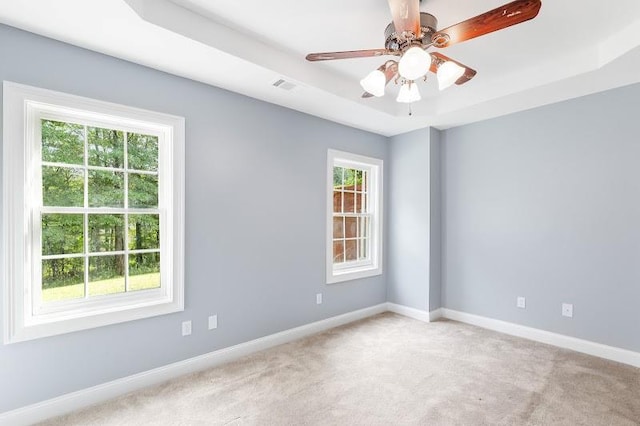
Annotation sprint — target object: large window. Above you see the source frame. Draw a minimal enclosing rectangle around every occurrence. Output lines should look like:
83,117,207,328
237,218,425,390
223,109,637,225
3,82,185,343
326,149,382,283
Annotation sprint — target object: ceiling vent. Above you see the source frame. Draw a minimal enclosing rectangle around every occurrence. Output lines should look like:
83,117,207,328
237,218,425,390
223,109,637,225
272,79,297,91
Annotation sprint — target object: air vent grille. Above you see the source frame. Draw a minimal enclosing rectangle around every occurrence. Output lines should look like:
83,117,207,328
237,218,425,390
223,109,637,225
272,79,296,91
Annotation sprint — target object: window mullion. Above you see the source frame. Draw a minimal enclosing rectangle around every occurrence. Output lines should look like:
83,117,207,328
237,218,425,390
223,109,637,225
124,132,130,293
356,216,360,261
33,113,44,315
83,125,89,300
341,168,346,263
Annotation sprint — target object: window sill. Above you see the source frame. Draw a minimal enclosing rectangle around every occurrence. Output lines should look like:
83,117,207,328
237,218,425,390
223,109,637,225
327,265,382,284
6,296,183,344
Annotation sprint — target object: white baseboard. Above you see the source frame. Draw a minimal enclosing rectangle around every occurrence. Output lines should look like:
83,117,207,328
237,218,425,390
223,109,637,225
5,303,638,425
0,303,387,426
385,303,443,323
386,303,431,322
440,308,640,369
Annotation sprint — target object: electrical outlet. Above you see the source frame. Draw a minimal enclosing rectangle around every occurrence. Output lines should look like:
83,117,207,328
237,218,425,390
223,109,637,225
562,303,573,318
208,315,218,330
182,320,192,336
316,293,323,305
517,297,526,309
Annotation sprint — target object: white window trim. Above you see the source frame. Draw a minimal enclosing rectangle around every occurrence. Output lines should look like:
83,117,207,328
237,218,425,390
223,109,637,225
3,81,185,344
326,149,383,284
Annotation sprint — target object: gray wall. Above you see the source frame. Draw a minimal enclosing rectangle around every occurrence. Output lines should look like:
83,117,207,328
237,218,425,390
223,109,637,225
0,24,389,412
442,83,640,352
387,128,431,311
4,18,639,415
429,128,442,311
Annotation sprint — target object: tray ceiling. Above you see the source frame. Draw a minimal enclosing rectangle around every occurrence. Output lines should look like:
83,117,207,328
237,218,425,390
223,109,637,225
1,0,639,135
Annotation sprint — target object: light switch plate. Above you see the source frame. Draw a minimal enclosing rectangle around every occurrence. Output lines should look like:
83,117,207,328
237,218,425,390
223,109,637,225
316,293,322,305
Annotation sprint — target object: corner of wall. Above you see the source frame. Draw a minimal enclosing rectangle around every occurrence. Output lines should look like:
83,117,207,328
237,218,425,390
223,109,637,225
429,128,442,311
387,128,432,312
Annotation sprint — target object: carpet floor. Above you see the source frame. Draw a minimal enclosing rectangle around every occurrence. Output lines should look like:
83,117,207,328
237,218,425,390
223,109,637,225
42,313,640,426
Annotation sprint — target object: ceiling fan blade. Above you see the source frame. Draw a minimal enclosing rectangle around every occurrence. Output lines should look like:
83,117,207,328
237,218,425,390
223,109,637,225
306,49,395,61
430,53,477,85
387,0,421,37
362,61,399,98
431,0,541,48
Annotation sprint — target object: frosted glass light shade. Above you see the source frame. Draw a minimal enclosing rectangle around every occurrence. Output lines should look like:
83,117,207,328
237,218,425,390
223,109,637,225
398,47,431,80
396,83,421,103
437,61,465,90
360,70,386,97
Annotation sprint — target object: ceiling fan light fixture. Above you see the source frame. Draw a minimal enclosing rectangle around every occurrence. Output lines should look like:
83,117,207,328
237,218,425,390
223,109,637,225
396,82,421,103
398,46,431,81
437,61,465,91
360,69,386,97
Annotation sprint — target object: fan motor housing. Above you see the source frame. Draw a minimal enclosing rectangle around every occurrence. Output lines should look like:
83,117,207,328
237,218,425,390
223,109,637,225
385,12,438,52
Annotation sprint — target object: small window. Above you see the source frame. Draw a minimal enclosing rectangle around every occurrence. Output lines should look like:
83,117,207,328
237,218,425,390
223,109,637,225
3,82,185,343
326,149,382,283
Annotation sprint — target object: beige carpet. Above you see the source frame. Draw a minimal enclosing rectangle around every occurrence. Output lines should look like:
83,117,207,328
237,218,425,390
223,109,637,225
42,313,640,426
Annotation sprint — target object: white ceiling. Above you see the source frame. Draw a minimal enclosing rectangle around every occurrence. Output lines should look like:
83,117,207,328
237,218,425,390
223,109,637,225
1,0,639,136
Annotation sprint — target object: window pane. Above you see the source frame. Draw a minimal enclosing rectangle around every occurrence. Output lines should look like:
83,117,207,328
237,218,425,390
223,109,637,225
345,240,357,261
129,252,160,291
88,127,124,168
361,170,368,193
360,238,369,260
333,191,343,213
333,216,344,239
333,241,344,264
41,120,84,165
128,133,158,172
42,166,84,207
128,214,160,250
358,217,370,239
89,214,124,253
345,217,357,238
89,255,125,296
355,170,364,191
343,168,356,189
343,191,355,213
356,192,367,213
88,170,124,207
129,173,158,208
42,257,84,302
333,167,344,187
42,214,84,256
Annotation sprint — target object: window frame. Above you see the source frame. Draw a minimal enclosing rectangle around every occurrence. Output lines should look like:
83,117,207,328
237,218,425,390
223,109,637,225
326,149,383,284
3,81,185,344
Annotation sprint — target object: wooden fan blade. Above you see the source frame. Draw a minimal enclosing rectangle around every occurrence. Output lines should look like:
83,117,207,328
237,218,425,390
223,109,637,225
387,0,421,37
306,49,394,61
362,61,399,98
430,53,477,85
383,61,399,83
432,0,541,48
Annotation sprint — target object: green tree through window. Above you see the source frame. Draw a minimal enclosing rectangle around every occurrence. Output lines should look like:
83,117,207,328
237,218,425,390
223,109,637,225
41,120,161,302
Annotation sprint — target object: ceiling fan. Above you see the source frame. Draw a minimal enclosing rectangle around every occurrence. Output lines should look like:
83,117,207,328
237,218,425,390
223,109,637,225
306,0,542,103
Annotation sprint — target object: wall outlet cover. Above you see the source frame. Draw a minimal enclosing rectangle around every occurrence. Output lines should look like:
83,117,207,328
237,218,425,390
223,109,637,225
182,320,192,336
517,297,526,309
562,303,573,318
208,315,218,330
